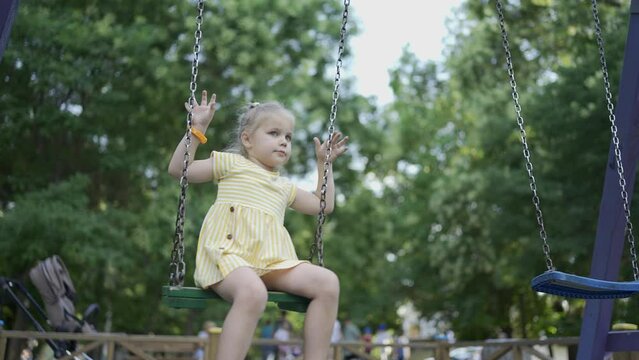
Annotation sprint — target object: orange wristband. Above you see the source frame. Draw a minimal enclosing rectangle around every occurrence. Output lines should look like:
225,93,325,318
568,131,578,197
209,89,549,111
191,128,207,144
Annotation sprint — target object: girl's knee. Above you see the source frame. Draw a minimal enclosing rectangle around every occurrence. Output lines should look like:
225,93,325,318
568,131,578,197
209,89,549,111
234,282,268,311
319,269,340,300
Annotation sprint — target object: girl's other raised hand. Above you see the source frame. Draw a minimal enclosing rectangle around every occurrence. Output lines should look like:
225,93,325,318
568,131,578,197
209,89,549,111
184,90,216,130
313,131,349,163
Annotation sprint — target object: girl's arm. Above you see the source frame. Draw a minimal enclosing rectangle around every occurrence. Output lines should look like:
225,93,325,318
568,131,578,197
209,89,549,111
168,91,217,183
292,164,335,215
291,132,348,215
168,131,214,183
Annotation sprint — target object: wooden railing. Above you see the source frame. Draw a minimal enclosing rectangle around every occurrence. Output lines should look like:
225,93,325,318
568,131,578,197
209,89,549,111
0,330,591,360
316,337,582,360
0,330,218,360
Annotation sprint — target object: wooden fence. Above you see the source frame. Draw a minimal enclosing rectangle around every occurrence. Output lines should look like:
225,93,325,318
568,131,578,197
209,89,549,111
0,330,217,360
0,329,610,360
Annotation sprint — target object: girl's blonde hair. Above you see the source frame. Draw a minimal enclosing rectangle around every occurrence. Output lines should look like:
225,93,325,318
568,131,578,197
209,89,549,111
225,101,295,157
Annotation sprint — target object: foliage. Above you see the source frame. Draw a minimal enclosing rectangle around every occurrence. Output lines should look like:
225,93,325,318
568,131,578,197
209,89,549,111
0,0,367,335
378,0,639,339
2,0,639,342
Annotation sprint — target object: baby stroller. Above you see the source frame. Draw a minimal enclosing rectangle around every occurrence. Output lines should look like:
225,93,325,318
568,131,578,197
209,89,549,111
0,255,98,359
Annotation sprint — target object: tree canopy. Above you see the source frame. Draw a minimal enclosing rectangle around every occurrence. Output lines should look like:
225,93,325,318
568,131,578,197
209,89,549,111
1,0,638,341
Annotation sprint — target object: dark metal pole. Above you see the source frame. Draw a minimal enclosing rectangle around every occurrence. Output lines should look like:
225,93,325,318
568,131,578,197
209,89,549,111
0,0,19,59
578,0,639,358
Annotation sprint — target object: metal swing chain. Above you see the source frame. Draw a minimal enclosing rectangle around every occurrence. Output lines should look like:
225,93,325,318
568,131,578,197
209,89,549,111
309,0,351,267
496,0,639,279
495,0,554,271
169,0,205,287
591,0,639,280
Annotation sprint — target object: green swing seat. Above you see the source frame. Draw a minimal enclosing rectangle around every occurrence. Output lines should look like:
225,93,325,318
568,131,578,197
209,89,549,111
162,286,310,313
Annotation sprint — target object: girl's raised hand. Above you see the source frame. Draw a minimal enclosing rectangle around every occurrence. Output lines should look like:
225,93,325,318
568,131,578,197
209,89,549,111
313,131,349,163
184,90,216,130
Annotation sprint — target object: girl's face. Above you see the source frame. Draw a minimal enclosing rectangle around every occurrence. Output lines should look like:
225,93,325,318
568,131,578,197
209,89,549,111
242,111,295,171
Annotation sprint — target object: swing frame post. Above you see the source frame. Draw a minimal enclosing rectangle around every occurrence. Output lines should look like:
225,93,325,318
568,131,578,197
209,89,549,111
578,0,639,358
0,0,19,59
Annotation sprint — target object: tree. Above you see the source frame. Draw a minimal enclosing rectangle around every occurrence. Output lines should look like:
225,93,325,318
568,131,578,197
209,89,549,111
379,0,636,339
0,0,367,334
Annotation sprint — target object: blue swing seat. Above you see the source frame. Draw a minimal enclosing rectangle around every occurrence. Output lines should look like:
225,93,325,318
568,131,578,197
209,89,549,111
531,270,639,299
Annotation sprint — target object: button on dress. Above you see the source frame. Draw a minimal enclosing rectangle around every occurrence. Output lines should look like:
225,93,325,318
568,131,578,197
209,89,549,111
194,151,306,288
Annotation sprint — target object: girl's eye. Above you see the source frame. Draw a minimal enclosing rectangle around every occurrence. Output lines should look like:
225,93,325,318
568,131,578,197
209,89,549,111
269,131,278,136
285,135,292,141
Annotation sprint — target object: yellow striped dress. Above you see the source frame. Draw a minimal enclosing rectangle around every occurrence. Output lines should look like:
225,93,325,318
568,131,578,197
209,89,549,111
194,151,306,288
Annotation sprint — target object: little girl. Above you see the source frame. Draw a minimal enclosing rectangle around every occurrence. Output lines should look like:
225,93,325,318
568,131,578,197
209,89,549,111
168,90,348,360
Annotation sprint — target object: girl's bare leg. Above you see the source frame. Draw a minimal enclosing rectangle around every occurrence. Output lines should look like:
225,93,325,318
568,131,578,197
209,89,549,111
212,267,268,360
261,263,339,360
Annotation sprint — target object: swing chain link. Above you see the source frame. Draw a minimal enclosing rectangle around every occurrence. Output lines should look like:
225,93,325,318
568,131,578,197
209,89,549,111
495,0,554,271
591,0,639,281
169,0,205,287
309,0,350,267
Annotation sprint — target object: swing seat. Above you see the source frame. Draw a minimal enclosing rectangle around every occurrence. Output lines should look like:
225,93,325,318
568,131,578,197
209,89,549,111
531,270,639,299
161,286,310,313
